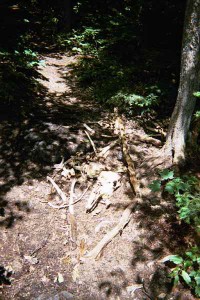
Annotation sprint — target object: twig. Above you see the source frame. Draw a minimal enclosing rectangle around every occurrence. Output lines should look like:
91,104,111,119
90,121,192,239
68,179,77,243
83,123,95,134
30,234,50,256
85,202,135,259
53,157,65,169
98,139,119,157
142,279,153,300
84,130,97,155
47,176,67,203
69,179,77,214
48,185,90,209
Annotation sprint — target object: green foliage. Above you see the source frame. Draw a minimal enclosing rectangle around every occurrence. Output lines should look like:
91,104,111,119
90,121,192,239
67,27,104,56
193,91,200,98
150,171,200,296
150,171,200,232
149,180,162,192
14,49,44,68
194,111,200,118
165,247,200,297
0,46,41,109
107,88,160,112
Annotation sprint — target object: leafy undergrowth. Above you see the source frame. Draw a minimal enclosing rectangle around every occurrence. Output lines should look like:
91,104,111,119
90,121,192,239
150,170,200,297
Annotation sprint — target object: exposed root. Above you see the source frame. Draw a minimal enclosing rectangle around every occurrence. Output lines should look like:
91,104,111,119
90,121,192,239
48,185,90,209
85,115,142,259
85,202,136,259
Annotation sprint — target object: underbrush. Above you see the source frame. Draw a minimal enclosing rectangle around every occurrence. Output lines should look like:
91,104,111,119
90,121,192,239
0,47,44,115
150,170,200,297
63,25,178,117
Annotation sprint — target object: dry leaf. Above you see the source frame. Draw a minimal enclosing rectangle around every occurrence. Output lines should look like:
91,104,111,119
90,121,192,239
72,264,79,282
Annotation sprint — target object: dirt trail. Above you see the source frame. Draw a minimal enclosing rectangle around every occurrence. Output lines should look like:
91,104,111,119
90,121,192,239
0,54,194,300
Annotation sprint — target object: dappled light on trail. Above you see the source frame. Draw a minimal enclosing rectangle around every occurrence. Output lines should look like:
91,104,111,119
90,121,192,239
0,51,198,300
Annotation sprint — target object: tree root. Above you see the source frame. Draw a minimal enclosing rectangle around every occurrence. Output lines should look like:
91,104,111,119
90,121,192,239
85,115,142,259
85,202,137,259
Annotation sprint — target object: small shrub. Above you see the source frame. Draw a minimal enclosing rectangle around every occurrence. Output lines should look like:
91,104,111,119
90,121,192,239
149,170,200,296
164,247,200,297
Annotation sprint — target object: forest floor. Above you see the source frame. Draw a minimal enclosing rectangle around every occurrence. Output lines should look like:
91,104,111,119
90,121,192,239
0,53,196,300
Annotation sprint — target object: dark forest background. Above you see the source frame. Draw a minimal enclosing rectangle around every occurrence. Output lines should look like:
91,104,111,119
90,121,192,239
0,0,187,119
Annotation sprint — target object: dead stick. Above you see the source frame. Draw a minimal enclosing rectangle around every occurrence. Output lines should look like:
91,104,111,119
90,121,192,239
47,176,67,203
83,123,95,134
48,185,90,209
85,202,135,259
98,139,119,157
68,179,77,243
69,179,77,214
84,130,97,155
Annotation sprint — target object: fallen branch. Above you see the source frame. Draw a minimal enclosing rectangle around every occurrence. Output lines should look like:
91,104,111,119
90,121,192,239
84,130,97,155
85,202,136,259
47,176,67,203
115,116,141,195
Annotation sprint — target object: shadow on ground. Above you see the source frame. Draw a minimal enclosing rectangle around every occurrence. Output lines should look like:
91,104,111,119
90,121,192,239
0,57,107,228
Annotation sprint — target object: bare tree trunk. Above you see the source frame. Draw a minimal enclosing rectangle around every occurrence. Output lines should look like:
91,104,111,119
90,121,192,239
163,0,200,164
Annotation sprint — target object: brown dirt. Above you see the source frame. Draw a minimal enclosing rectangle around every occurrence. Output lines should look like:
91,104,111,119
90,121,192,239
0,53,196,300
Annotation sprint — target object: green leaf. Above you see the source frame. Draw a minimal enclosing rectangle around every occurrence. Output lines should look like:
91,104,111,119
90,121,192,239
160,169,174,180
165,182,175,194
149,180,161,192
174,274,180,285
168,255,183,264
193,91,200,98
181,270,192,285
195,276,200,285
184,260,192,268
195,286,200,297
186,251,193,259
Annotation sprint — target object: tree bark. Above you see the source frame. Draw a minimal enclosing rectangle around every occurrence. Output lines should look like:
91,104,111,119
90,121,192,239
163,0,200,164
